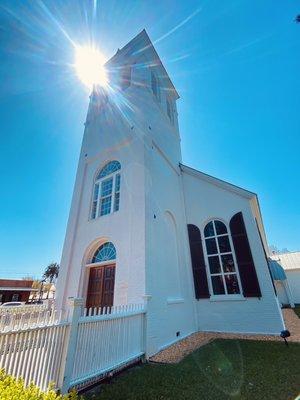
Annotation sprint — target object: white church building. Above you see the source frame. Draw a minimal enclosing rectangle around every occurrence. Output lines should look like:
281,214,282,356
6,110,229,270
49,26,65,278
56,30,285,356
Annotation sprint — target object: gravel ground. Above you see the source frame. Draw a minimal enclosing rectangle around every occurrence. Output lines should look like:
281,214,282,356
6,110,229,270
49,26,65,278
150,309,300,364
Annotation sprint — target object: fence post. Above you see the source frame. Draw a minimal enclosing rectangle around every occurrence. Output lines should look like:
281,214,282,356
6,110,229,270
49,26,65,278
61,297,83,394
142,295,151,360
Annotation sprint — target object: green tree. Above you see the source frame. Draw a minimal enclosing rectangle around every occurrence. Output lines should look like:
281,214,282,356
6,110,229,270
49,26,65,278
43,263,59,299
43,263,59,284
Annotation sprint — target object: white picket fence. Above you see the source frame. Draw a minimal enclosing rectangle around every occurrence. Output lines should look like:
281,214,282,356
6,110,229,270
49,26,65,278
0,299,146,393
71,304,145,388
0,309,62,332
0,322,70,391
0,304,47,315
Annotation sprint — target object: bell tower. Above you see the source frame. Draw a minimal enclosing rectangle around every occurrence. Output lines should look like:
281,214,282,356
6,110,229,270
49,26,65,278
56,30,196,355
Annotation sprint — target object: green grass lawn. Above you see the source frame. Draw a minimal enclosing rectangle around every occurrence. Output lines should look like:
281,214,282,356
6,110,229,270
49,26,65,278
294,305,300,318
84,339,300,400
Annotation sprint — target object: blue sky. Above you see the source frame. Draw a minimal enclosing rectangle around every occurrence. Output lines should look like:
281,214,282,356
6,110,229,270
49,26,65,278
0,0,299,279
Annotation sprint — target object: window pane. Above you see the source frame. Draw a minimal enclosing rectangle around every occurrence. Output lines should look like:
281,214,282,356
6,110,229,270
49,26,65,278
115,174,121,192
204,222,215,238
93,183,99,201
225,274,240,294
205,238,218,255
211,275,225,295
91,201,97,219
215,220,227,235
208,256,221,274
114,192,120,212
221,254,235,272
93,242,116,263
98,161,121,179
12,294,20,301
101,178,113,197
100,196,112,216
218,235,231,253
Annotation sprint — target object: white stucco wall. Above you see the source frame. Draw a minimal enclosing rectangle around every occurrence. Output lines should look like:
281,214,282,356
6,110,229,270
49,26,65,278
286,269,300,304
182,170,285,334
56,92,147,311
144,146,197,355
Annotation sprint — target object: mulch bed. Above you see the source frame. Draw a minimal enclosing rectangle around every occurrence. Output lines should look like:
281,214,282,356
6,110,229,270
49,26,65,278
150,309,300,363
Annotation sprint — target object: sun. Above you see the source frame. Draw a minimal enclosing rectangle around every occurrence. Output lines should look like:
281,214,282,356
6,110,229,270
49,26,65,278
74,45,108,89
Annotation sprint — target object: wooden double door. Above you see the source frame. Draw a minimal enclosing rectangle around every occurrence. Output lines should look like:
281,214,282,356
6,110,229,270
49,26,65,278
86,264,115,309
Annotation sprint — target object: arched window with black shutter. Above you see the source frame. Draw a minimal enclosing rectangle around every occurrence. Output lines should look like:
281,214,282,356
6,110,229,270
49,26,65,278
203,220,241,296
229,212,261,297
187,224,210,299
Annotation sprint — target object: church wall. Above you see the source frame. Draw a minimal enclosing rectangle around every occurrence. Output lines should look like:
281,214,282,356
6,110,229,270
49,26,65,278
56,100,146,311
144,143,197,356
286,269,300,304
182,172,285,335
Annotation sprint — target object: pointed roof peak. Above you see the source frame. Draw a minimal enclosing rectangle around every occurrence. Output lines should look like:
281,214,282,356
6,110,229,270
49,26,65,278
106,29,179,99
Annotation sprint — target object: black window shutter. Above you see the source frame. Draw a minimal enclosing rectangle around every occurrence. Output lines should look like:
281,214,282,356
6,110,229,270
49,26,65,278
230,212,261,297
255,218,277,296
187,224,210,299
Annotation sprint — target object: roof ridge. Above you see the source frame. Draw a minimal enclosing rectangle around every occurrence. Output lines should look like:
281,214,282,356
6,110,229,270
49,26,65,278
180,163,256,198
272,251,300,256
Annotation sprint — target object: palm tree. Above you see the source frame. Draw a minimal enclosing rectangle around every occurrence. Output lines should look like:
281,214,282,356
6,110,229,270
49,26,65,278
43,263,59,299
43,262,59,283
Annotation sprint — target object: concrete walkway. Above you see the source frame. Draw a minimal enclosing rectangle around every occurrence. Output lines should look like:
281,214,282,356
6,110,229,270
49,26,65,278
150,309,300,364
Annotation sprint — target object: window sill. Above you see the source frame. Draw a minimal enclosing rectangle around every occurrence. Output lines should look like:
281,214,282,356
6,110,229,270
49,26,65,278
167,298,185,305
89,209,120,222
209,295,246,302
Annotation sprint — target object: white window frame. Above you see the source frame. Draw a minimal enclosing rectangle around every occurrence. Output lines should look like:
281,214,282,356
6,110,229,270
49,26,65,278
203,219,244,300
91,169,121,220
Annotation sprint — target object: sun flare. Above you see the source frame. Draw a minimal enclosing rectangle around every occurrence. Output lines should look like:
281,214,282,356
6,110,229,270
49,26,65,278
74,45,108,89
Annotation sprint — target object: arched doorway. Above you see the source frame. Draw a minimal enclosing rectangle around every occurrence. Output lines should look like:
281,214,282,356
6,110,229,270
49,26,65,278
86,242,116,309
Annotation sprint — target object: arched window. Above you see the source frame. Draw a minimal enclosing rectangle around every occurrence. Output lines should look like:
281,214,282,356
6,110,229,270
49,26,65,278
204,220,241,296
92,242,116,263
91,161,121,219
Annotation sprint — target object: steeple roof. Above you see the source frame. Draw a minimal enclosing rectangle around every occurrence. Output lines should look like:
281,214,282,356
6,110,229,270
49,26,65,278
105,29,179,99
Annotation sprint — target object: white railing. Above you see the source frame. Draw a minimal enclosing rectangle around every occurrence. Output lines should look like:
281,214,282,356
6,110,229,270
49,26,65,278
71,304,145,388
0,299,146,393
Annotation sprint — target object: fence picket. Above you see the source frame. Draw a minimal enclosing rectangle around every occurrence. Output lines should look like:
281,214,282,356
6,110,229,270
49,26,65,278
0,301,145,392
